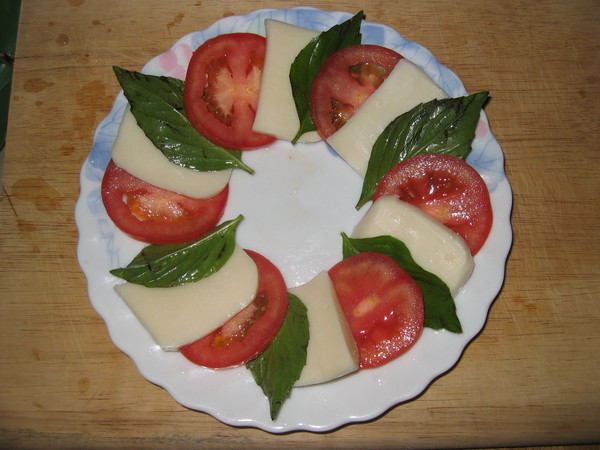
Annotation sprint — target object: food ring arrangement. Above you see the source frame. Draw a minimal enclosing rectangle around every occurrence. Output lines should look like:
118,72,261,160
76,7,513,432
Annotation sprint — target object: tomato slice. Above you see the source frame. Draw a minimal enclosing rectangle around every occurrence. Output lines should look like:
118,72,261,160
179,250,288,369
374,153,493,255
310,44,402,140
183,33,276,150
101,160,228,245
329,252,424,369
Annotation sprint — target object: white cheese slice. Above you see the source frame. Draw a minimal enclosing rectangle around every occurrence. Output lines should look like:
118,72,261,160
326,59,448,176
114,246,259,350
352,196,473,296
289,271,359,386
111,106,231,198
252,19,321,143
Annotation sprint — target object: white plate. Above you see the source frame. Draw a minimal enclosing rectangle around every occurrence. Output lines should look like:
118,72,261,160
76,7,512,433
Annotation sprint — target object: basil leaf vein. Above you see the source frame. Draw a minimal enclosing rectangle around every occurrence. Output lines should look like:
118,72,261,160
110,216,243,287
357,92,489,209
289,11,365,143
246,294,309,421
341,233,462,333
113,66,253,174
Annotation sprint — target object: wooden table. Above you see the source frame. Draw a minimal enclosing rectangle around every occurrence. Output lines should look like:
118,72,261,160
1,0,599,448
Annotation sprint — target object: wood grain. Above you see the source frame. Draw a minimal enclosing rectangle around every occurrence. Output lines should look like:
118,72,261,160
1,0,599,448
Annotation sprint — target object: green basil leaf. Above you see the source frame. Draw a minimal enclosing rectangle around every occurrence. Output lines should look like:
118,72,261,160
110,216,243,287
246,294,309,421
357,91,489,209
289,11,365,143
113,66,254,174
341,233,462,333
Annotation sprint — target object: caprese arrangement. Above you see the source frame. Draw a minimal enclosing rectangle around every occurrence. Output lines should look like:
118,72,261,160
101,11,493,420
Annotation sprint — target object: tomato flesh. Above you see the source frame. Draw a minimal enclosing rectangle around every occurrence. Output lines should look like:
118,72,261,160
184,33,275,150
179,250,288,369
310,44,402,140
101,160,228,245
374,153,493,255
329,252,424,368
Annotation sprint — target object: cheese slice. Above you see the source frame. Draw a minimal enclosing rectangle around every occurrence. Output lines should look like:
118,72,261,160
352,196,473,296
252,19,321,143
289,271,359,386
111,106,231,198
327,59,448,176
114,246,259,350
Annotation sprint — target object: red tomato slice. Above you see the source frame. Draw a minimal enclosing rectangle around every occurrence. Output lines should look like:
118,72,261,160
183,33,276,150
310,44,402,140
101,160,228,245
329,252,424,369
374,153,493,255
179,250,288,369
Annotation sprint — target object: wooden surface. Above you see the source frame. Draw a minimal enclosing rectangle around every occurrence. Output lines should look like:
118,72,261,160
1,0,599,448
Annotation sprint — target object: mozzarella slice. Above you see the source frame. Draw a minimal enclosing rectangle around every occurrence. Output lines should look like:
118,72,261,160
111,106,231,198
352,196,473,296
114,246,259,350
327,59,448,176
289,271,359,386
252,19,321,143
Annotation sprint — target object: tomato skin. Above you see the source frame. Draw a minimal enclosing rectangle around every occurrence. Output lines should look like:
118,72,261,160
184,33,276,150
101,160,228,245
310,44,402,140
329,252,424,369
374,153,493,255
179,250,289,369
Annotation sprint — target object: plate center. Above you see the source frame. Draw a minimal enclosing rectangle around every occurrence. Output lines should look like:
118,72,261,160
222,140,366,287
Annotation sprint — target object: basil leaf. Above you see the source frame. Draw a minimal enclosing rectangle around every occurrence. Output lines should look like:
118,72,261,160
341,233,462,333
246,294,309,421
110,216,243,287
357,92,489,208
113,66,254,174
289,11,365,143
